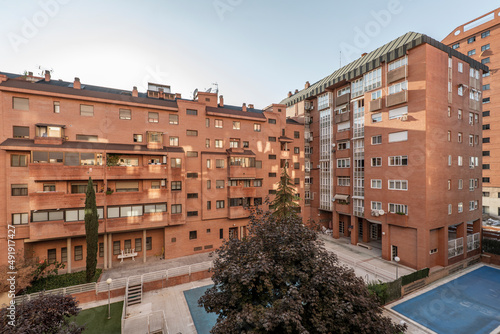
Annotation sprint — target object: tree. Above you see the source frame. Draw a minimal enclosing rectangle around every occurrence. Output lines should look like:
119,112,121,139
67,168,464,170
270,166,299,219
199,210,406,333
0,293,84,333
0,251,36,294
84,177,98,283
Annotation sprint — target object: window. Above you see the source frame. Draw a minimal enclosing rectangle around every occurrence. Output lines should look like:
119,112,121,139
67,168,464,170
119,109,131,120
147,112,158,123
53,101,60,113
230,139,240,148
371,179,382,189
371,157,382,167
483,84,490,91
187,211,198,217
113,241,120,255
146,237,152,250
483,151,490,157
371,90,382,100
186,109,197,116
269,173,277,177
388,131,408,143
337,158,350,168
468,49,476,56
171,204,182,214
169,136,179,146
233,121,240,130
216,159,225,168
458,133,463,143
189,231,197,240
243,141,249,148
207,201,211,210
207,180,211,189
337,176,350,187
147,131,162,144
338,141,350,150
448,204,452,215
75,134,98,142
448,107,451,117
292,131,300,139
371,201,382,210
13,97,29,110
268,136,276,142
254,123,261,132
458,63,463,73
144,203,167,214
293,162,300,170
268,119,276,124
256,160,262,169
483,110,490,117
458,109,462,119
371,135,382,145
215,139,223,148
458,86,463,96
215,119,223,128
483,164,490,169
458,202,463,213
458,156,463,166
216,200,225,209
43,183,55,192
74,246,83,261
364,68,382,91
13,126,29,139
135,239,142,252
468,36,476,44
216,180,225,189
206,159,212,169
268,155,276,160
151,181,160,189
124,239,132,251
388,203,408,215
12,213,28,225
388,180,408,190
169,114,179,125
11,154,27,167
186,130,198,136
294,147,300,154
388,81,407,95
483,177,490,183
80,105,94,117
11,184,27,196
187,172,198,178
371,113,382,123
482,44,490,52
483,124,490,130
170,158,181,168
452,43,460,49
133,134,143,143
186,151,198,158
253,180,262,187
62,247,69,262
115,181,139,192
483,97,491,104
482,57,490,65
171,181,182,190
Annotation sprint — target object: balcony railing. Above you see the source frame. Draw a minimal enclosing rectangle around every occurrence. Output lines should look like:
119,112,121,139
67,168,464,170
369,98,382,112
387,66,406,84
334,112,350,124
448,237,464,258
386,90,407,107
467,233,480,252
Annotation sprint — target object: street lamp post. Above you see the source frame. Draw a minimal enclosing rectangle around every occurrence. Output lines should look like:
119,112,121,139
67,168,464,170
394,256,400,279
106,278,113,320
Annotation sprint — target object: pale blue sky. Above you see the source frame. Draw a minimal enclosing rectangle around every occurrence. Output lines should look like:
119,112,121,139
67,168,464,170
1,0,498,107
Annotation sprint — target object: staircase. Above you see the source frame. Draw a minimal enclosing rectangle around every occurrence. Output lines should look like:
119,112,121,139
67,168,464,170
126,276,142,307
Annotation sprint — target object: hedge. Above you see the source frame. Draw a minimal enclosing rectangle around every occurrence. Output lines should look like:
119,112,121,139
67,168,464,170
23,269,102,294
401,268,429,286
367,279,401,305
483,238,500,256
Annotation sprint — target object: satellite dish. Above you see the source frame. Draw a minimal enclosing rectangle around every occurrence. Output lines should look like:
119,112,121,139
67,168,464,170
193,88,198,100
206,88,212,93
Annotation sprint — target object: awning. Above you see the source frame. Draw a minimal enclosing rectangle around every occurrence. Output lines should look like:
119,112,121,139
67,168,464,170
35,123,66,128
278,136,294,143
333,194,349,201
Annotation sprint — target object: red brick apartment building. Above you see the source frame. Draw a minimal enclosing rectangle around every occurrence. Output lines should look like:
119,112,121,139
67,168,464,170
284,32,488,270
0,72,304,272
442,7,500,219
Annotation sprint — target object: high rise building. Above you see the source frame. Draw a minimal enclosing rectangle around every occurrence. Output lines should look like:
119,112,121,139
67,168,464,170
442,7,500,219
0,71,304,271
283,32,487,269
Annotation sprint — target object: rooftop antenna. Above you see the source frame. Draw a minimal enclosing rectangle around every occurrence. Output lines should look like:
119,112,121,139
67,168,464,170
212,82,219,94
36,65,53,76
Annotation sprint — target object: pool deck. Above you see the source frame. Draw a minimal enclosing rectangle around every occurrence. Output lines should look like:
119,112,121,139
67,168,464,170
386,263,500,334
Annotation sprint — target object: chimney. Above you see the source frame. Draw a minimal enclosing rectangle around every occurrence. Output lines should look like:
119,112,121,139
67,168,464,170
132,86,138,97
305,81,310,89
361,52,367,57
288,91,292,97
242,103,247,112
219,95,224,107
175,93,181,99
248,104,254,109
73,77,81,89
294,89,299,94
0,74,7,83
44,70,51,82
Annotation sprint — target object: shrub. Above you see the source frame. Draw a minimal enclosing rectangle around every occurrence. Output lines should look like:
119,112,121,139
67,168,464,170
401,268,429,286
24,269,102,294
483,238,500,255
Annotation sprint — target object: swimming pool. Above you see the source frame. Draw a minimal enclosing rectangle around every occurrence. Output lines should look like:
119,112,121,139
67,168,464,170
392,266,500,334
184,285,217,334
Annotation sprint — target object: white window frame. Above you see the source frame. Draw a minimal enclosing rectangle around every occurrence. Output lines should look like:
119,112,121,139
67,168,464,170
371,179,382,189
388,180,408,191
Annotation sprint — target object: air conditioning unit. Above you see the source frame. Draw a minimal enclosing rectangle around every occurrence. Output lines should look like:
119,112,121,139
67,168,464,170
378,210,385,216
317,164,321,169
400,114,408,121
305,168,310,172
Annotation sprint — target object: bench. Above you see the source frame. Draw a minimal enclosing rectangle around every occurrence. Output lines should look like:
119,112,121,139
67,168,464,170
117,248,138,262
357,243,372,250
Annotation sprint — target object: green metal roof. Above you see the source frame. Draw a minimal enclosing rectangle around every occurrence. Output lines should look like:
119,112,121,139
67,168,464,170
281,32,489,106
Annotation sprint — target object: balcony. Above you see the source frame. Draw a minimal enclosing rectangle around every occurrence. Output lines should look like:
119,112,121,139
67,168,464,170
386,91,407,107
29,192,106,211
105,189,169,206
334,112,350,124
280,151,290,159
106,212,171,233
106,165,168,180
386,212,408,227
335,93,350,107
336,130,351,141
369,99,382,112
387,66,406,84
34,137,64,145
30,220,105,240
228,206,250,219
229,166,256,179
229,185,256,198
29,164,104,181
335,203,351,215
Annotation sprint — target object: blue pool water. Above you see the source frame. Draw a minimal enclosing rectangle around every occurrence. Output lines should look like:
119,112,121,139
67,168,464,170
184,285,217,334
393,266,500,334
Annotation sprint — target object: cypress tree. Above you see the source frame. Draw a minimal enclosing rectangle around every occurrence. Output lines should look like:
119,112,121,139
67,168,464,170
84,177,99,283
270,166,300,219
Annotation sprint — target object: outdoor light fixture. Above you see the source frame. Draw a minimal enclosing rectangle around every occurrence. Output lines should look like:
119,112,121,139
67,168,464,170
394,256,400,279
106,278,113,319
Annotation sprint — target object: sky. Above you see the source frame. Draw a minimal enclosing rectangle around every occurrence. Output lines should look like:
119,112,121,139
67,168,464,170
1,0,499,108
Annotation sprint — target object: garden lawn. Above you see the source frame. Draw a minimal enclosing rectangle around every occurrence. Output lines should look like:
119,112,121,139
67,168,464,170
73,301,123,333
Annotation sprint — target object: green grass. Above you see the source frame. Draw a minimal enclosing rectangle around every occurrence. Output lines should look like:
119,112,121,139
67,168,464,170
73,301,123,333
24,269,102,294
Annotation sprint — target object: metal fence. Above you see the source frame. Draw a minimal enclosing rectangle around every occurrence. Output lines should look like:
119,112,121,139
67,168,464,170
123,310,168,334
15,261,213,304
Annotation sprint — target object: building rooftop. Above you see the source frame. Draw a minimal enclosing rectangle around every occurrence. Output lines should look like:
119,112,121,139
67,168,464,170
281,32,489,106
